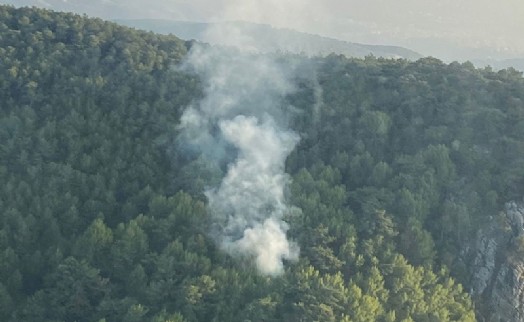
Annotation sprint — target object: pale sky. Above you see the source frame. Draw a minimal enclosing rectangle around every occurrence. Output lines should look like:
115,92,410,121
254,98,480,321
4,0,524,60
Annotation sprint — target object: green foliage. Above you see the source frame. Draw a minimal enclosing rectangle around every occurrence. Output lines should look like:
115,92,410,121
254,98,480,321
21,257,110,322
4,4,524,321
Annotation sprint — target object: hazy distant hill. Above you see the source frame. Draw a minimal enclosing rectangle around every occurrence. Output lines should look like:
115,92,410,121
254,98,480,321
6,0,524,66
117,19,423,60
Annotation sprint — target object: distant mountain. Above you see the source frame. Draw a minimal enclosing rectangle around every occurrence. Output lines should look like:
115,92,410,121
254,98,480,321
116,19,423,60
6,0,524,66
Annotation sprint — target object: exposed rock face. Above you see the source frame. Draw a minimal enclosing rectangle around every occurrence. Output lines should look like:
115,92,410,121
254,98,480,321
468,201,524,322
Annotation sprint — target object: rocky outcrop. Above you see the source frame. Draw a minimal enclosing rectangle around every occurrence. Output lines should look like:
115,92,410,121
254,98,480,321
468,201,524,322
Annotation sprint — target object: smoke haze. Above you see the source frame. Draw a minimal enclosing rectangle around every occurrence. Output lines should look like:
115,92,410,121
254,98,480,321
178,7,302,274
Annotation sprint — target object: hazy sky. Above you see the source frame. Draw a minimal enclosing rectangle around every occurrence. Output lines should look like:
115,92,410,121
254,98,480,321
4,0,524,59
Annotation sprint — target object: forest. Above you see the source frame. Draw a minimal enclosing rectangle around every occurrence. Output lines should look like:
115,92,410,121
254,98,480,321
1,5,524,321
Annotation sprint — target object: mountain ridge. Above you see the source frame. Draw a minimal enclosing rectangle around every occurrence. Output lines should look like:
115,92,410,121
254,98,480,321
116,19,423,60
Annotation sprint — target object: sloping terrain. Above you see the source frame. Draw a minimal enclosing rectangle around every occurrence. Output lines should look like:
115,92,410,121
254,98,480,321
1,5,524,322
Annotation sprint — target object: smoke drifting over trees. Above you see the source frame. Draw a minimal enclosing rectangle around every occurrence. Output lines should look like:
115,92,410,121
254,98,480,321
178,22,302,274
5,5,524,321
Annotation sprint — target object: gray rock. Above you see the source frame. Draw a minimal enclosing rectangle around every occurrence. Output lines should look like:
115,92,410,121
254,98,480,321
467,201,524,321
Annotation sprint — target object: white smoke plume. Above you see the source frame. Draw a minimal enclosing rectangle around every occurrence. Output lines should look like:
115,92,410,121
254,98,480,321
178,16,302,275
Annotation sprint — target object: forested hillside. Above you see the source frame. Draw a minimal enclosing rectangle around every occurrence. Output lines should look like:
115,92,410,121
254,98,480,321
1,5,523,321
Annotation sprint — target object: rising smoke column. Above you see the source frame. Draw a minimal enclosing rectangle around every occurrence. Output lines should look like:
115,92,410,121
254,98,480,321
178,41,300,275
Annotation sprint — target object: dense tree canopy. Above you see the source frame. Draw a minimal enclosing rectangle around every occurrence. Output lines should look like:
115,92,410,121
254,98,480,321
1,4,524,321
